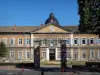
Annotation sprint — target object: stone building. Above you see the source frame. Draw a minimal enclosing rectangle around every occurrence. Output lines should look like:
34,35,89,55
0,13,100,63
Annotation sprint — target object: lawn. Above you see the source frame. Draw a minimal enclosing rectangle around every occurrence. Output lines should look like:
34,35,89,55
41,61,86,66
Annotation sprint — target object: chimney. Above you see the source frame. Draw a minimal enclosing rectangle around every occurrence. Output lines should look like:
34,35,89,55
40,24,43,26
12,24,16,30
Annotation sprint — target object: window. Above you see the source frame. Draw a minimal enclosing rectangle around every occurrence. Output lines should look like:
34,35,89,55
66,38,70,44
42,51,46,59
2,38,7,45
18,39,22,45
10,51,15,59
49,39,54,46
98,50,100,58
90,38,94,44
82,38,86,44
97,39,100,44
34,38,39,45
41,39,47,45
57,38,61,44
81,51,87,58
74,38,78,44
18,51,22,60
26,52,30,59
67,51,71,58
73,51,78,59
25,38,30,45
10,38,15,45
90,50,95,58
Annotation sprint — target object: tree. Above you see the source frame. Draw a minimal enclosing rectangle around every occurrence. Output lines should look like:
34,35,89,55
78,0,100,36
0,42,8,58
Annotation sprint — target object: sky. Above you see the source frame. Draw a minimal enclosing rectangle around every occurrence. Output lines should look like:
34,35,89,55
0,0,80,26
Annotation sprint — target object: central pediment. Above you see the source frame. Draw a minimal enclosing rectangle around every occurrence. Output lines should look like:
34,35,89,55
31,24,71,33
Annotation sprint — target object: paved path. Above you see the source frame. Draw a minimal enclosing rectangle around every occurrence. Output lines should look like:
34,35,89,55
0,70,100,75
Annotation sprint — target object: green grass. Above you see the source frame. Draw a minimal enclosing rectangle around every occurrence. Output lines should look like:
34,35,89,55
41,61,86,66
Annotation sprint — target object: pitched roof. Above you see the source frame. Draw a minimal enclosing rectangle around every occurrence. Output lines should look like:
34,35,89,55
0,25,78,33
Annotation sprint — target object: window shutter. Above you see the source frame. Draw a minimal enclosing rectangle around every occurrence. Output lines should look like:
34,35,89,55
24,39,26,45
73,38,74,45
69,38,71,45
78,38,80,45
85,38,87,44
94,38,96,44
13,38,15,45
80,38,82,45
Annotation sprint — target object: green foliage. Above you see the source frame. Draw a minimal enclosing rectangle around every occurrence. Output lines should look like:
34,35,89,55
78,0,100,36
0,42,8,58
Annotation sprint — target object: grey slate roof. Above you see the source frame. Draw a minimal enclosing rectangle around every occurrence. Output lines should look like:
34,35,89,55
0,26,78,33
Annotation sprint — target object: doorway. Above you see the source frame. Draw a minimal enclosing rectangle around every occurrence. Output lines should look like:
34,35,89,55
49,49,55,60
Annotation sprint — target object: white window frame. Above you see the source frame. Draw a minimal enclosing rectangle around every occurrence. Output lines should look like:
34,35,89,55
73,38,78,45
73,50,78,59
25,38,30,45
81,50,87,59
10,38,15,46
66,38,70,45
2,38,7,45
89,37,94,44
97,38,100,45
66,50,71,59
98,50,100,59
57,38,61,45
90,50,95,59
81,38,86,45
10,51,15,59
18,38,23,45
18,51,23,60
26,51,30,59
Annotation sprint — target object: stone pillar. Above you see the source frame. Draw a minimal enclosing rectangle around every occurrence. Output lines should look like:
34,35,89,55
55,48,57,60
78,48,81,61
70,33,73,46
47,48,49,61
71,49,73,61
70,33,73,61
31,34,34,60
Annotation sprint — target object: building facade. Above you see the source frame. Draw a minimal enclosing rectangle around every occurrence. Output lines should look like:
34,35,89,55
0,13,100,63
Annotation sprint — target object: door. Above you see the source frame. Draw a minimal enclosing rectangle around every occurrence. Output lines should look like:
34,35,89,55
49,49,55,60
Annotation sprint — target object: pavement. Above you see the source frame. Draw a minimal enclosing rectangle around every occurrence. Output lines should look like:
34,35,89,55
0,70,100,75
0,65,100,75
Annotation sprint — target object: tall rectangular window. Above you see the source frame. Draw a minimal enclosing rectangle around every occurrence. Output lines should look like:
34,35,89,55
18,51,22,60
74,38,78,44
57,38,61,44
18,39,22,45
97,39,100,44
90,38,94,44
98,50,100,58
26,52,30,59
66,38,69,44
82,38,86,44
67,51,71,58
25,38,30,45
81,50,87,58
90,50,95,58
10,51,15,59
10,38,15,45
73,50,78,59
